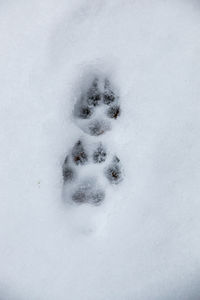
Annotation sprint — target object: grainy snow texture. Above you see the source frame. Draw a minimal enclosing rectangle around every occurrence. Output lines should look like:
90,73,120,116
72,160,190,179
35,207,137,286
0,0,200,299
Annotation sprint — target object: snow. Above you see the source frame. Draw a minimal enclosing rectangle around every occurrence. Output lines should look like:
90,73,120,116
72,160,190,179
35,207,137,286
0,0,200,299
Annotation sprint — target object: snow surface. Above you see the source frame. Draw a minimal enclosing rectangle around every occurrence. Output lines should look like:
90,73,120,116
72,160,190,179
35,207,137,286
1,0,200,299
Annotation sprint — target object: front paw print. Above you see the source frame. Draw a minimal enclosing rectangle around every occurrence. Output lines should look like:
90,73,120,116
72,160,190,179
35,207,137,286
73,75,121,136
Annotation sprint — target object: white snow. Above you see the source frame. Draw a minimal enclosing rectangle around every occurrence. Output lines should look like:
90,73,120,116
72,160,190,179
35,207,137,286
0,0,200,299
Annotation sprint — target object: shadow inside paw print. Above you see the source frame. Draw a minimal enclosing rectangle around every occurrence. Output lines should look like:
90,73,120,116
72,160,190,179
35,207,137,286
73,76,121,136
62,140,123,205
72,180,105,205
93,143,107,163
72,140,88,165
62,156,75,183
88,119,111,136
107,105,121,119
87,77,101,107
105,156,123,184
103,78,116,105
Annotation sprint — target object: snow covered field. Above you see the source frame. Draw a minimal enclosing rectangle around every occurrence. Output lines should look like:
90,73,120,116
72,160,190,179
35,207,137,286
0,0,200,299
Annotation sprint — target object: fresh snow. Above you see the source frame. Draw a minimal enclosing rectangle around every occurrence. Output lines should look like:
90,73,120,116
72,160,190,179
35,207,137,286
0,0,200,299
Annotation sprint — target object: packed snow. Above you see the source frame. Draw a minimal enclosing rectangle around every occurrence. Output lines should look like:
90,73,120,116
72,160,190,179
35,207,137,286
0,0,200,299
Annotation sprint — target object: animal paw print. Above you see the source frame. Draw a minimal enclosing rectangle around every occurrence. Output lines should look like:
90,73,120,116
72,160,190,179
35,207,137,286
73,77,121,136
62,73,123,206
62,139,123,205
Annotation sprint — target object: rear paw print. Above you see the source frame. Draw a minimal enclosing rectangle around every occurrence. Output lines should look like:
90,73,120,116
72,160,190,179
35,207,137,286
62,139,123,206
105,156,123,185
73,76,121,136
